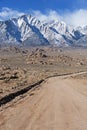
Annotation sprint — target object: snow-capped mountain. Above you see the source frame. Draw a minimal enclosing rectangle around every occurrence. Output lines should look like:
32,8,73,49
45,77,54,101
0,14,87,47
0,15,49,46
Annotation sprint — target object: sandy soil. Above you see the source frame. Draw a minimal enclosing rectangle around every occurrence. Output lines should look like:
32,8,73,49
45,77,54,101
1,46,87,99
0,75,87,130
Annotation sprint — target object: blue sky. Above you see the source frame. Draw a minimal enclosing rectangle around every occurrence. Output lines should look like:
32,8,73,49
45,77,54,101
0,0,87,27
0,0,87,12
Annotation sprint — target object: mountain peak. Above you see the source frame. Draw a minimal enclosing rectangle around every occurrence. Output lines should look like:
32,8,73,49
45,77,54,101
0,14,87,47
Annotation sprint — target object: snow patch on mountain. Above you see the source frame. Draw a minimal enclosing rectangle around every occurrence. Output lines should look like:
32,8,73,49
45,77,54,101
0,14,87,47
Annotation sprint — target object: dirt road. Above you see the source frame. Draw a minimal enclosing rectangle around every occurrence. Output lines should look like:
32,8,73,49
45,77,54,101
0,76,87,130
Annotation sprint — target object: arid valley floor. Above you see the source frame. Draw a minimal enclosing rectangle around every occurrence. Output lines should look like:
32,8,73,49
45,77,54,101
0,46,87,130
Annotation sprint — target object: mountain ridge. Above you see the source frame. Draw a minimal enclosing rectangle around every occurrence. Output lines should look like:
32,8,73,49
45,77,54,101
0,14,87,47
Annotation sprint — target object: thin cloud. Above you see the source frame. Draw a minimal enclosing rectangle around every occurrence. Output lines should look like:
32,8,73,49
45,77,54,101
0,7,87,27
63,9,87,27
32,10,63,23
32,9,87,27
0,7,24,21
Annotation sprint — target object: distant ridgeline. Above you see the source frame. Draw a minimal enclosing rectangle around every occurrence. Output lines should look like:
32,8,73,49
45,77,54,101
0,14,87,47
